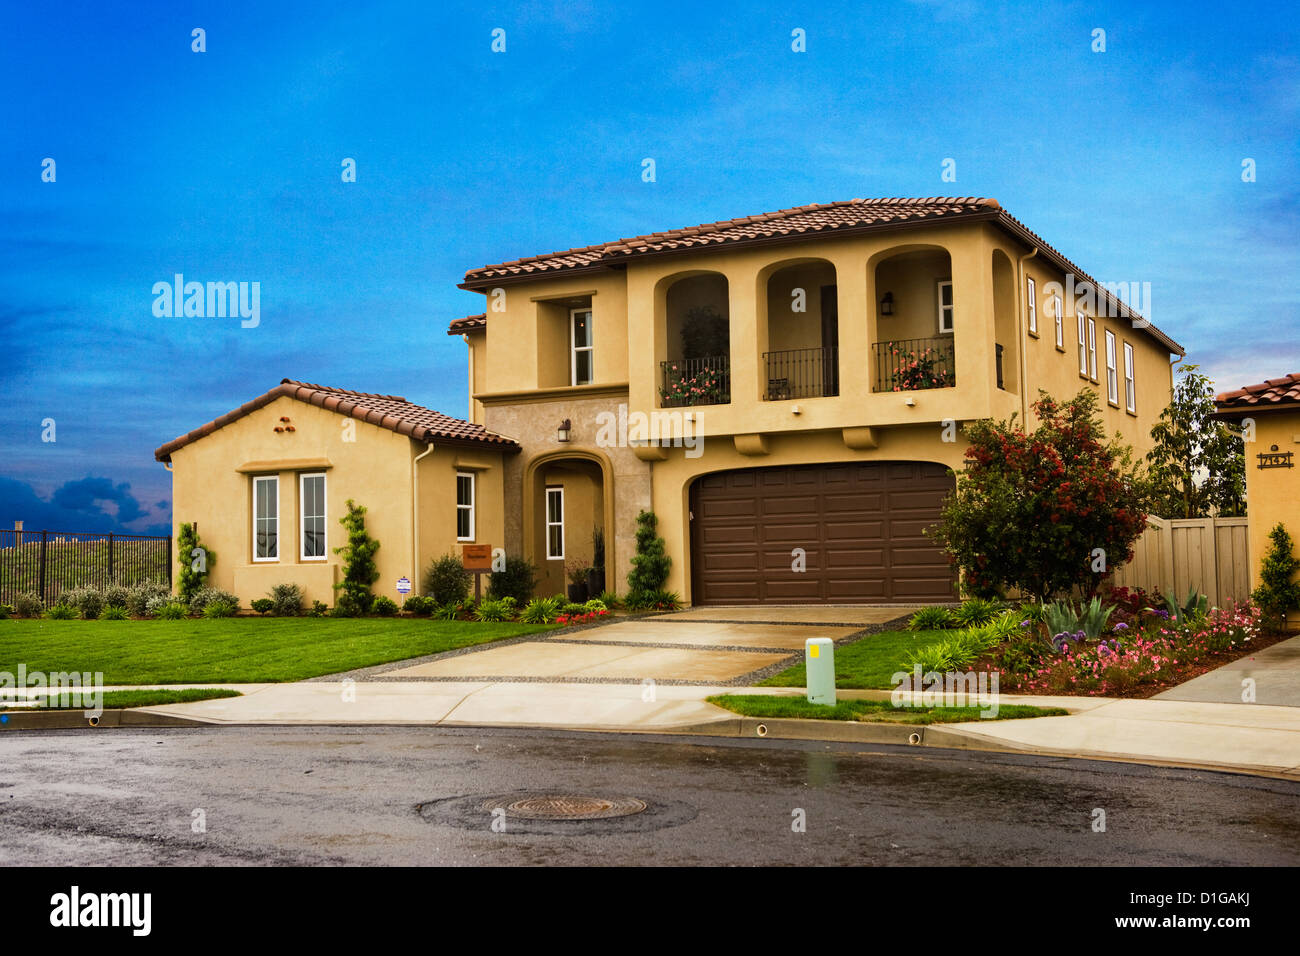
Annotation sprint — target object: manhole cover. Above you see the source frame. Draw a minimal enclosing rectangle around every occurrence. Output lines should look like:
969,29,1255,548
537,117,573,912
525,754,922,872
419,790,695,835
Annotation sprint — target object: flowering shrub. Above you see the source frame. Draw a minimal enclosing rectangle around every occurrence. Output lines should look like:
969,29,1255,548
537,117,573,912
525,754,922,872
883,344,954,391
557,608,610,626
660,365,728,406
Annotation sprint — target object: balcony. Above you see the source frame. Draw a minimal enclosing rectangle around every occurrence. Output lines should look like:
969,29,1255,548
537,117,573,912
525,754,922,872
872,336,956,392
763,346,839,400
660,355,731,407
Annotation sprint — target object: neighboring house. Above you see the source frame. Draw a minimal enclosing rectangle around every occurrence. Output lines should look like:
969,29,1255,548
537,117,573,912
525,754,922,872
154,379,518,607
450,196,1183,605
1213,373,1300,592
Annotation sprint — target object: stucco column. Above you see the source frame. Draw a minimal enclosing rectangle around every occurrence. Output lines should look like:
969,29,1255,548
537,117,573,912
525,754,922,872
949,238,994,405
830,251,871,396
726,261,763,405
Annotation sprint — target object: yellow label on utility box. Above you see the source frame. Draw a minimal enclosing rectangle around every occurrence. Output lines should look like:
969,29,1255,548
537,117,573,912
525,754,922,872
809,645,820,658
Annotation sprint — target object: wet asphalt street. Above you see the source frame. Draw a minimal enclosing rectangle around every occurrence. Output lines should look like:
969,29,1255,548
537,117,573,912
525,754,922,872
1,726,1297,866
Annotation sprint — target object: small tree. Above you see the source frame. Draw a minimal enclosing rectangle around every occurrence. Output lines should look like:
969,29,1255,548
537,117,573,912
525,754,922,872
1252,523,1300,629
932,389,1150,601
176,522,215,602
627,510,671,596
334,499,379,613
1146,363,1246,517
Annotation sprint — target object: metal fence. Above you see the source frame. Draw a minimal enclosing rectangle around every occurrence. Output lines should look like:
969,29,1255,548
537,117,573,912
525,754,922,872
0,529,172,605
659,355,731,407
763,346,839,400
872,336,956,392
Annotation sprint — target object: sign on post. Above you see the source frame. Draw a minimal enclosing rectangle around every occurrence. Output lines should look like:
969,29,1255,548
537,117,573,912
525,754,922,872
462,544,493,600
396,577,412,596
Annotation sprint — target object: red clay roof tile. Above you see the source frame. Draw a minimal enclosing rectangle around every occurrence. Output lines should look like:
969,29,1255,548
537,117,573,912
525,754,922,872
1215,373,1300,412
446,313,487,335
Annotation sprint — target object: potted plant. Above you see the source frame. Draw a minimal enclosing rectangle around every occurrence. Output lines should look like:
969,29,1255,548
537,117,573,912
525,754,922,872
566,561,591,603
587,529,606,597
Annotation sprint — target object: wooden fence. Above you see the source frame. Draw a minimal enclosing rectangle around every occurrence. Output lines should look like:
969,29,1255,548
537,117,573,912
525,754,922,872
1111,516,1250,608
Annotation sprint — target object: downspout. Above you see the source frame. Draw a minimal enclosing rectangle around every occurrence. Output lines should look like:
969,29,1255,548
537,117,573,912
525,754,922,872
1015,246,1039,425
412,438,436,594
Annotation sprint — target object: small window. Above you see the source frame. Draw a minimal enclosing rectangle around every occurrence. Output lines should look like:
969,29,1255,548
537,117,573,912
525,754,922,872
545,487,564,560
937,281,954,334
456,472,475,541
1053,295,1064,348
300,473,326,560
571,309,593,386
1087,317,1097,380
1026,277,1037,335
1105,330,1118,405
1077,311,1089,375
1124,342,1136,413
253,475,278,561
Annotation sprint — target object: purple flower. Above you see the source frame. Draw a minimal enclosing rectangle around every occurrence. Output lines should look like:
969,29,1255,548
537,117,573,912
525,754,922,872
1114,622,1128,631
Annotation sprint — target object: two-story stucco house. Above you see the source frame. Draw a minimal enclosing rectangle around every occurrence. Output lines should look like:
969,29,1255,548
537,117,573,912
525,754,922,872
449,197,1183,605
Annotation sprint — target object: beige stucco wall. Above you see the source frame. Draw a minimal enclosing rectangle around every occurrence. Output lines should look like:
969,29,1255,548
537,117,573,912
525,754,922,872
1241,411,1300,594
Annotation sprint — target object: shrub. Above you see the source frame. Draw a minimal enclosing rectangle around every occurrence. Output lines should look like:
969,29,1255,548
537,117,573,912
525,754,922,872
371,596,399,617
0,603,12,619
1252,523,1300,629
102,584,130,609
627,511,671,596
952,597,1001,628
334,499,380,613
154,601,188,620
13,592,43,618
176,522,216,602
189,587,239,616
202,600,237,619
309,600,329,617
403,595,436,616
101,606,129,621
268,583,303,617
472,597,517,622
992,630,1049,677
45,602,77,620
126,581,170,618
433,601,465,621
931,389,1149,600
63,586,104,620
519,596,563,624
331,592,361,617
907,606,955,631
487,557,538,604
596,590,622,609
424,554,471,606
583,598,607,612
977,610,1024,645
144,594,174,617
250,598,274,615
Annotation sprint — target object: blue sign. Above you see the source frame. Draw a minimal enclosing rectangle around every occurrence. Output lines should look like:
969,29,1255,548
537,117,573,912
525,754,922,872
396,577,412,594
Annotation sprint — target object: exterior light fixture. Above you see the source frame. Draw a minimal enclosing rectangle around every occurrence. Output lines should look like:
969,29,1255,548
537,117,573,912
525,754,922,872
557,419,572,442
881,292,895,316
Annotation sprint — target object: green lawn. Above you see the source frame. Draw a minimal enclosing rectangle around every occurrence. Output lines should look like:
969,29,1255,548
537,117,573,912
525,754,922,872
0,618,552,684
760,628,959,690
708,694,1067,724
4,688,243,711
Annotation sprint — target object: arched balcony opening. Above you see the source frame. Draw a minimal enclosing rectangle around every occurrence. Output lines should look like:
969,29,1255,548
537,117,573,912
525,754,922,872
870,246,956,392
658,272,731,408
760,259,839,401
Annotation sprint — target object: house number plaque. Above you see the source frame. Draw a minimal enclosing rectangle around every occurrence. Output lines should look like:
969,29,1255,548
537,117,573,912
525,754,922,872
1256,445,1294,470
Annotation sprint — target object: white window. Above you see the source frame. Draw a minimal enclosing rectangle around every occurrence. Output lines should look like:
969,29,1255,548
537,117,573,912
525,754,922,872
545,487,564,560
1087,317,1097,380
1077,311,1088,375
1053,295,1063,348
1124,342,1136,413
937,281,954,333
1105,330,1118,405
1026,277,1037,334
456,472,475,541
253,475,279,561
570,308,593,386
299,473,326,560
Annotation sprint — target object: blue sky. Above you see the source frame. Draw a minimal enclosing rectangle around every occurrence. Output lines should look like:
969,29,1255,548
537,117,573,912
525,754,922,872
1,0,1296,535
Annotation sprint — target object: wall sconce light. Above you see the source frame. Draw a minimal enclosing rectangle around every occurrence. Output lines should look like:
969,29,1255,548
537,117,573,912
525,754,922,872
880,292,895,316
556,419,572,442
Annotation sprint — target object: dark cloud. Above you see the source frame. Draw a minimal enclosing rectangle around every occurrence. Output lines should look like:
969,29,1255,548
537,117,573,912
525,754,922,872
0,476,169,536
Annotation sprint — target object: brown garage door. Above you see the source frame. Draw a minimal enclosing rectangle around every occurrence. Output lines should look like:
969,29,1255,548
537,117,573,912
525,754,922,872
690,461,956,605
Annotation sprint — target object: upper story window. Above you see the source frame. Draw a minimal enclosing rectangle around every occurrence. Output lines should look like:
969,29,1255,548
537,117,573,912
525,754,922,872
1087,317,1097,381
456,472,475,541
937,280,954,333
253,475,278,562
1124,342,1137,413
1105,330,1119,405
570,309,593,386
300,472,326,560
1053,295,1064,348
1026,277,1037,335
545,487,564,560
1077,311,1088,375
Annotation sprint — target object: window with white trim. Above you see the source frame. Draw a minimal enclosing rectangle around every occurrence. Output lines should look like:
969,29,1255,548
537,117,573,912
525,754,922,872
300,472,326,560
1105,330,1118,405
545,487,564,560
570,309,593,386
456,472,475,541
1026,277,1037,335
1087,317,1097,380
1124,342,1136,413
253,475,279,561
937,281,954,333
1053,295,1064,348
1077,311,1088,375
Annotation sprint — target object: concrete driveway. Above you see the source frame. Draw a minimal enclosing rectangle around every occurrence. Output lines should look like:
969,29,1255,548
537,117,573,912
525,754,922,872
1156,633,1300,707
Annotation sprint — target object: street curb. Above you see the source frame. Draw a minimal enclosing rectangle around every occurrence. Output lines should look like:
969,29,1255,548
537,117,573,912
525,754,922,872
0,709,211,730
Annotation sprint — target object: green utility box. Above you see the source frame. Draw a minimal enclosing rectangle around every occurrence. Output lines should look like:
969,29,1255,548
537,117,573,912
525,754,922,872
805,637,836,705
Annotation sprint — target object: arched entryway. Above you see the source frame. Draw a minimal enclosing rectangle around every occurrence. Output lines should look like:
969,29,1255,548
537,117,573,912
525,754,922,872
522,450,616,599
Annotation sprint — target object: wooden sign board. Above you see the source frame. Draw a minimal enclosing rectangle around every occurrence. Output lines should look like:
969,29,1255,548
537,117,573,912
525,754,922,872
462,544,493,571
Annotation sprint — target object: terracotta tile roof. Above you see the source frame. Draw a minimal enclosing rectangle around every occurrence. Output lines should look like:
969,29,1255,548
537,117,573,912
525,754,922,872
154,379,519,461
458,197,1182,355
1214,373,1300,414
446,313,487,335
